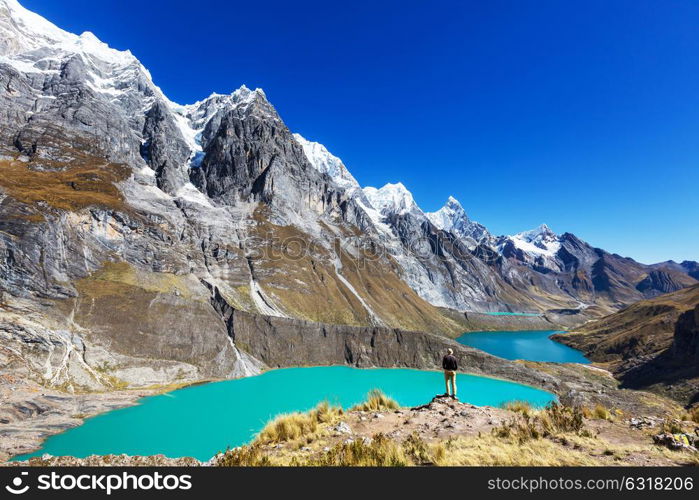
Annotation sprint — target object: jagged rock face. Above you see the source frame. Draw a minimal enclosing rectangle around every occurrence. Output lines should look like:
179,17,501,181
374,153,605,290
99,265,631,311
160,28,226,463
1,57,139,167
141,101,191,193
372,209,526,311
190,91,344,216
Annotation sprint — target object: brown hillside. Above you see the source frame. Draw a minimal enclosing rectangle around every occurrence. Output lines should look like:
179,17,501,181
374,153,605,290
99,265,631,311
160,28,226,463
554,285,699,404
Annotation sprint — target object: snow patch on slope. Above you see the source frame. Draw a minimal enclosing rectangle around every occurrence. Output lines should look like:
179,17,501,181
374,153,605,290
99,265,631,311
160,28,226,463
293,133,360,192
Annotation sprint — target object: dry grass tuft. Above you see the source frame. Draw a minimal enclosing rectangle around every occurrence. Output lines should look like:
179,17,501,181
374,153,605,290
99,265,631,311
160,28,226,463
683,406,699,424
350,389,399,412
660,418,687,435
503,400,533,417
256,413,319,444
582,403,614,421
431,434,599,466
217,445,272,466
310,433,409,466
255,401,343,445
402,432,433,464
494,402,586,443
312,401,344,423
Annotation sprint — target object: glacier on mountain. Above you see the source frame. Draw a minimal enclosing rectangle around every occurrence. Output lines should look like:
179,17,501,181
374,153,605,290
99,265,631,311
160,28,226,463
293,133,360,193
363,182,420,216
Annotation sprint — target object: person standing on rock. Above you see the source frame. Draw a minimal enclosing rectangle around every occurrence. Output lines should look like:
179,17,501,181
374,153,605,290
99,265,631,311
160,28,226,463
442,348,458,399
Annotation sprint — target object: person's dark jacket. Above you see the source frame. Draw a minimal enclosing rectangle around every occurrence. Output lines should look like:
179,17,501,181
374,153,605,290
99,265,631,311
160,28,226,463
442,354,458,371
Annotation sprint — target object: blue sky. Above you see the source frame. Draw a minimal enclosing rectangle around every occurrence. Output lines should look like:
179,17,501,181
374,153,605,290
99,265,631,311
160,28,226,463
22,0,699,263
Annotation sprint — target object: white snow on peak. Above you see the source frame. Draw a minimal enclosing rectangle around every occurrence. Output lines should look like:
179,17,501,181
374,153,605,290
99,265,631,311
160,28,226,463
426,196,491,247
506,223,561,257
74,30,136,66
1,0,76,50
293,134,360,191
363,182,420,216
168,85,269,169
0,0,171,111
426,196,467,232
515,223,557,243
1,0,135,65
180,85,267,113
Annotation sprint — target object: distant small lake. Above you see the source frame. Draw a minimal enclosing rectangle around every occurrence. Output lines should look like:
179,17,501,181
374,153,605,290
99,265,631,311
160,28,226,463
457,330,589,364
13,366,555,461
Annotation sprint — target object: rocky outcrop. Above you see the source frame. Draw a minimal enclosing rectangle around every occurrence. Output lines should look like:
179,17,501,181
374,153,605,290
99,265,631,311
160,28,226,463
141,100,191,193
190,88,345,217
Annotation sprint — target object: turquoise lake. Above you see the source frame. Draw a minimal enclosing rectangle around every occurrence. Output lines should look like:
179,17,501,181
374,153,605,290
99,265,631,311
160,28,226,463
456,330,589,364
14,366,555,461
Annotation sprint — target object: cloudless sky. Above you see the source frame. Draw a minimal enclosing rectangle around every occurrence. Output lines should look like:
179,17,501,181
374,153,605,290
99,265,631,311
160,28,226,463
21,0,699,263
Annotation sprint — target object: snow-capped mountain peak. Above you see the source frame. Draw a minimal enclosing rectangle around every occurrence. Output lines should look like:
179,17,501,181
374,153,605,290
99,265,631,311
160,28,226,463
363,182,419,216
426,196,468,230
293,134,360,192
515,223,557,243
167,85,272,168
0,0,168,114
1,0,75,53
426,196,491,247
504,223,561,257
186,85,259,112
445,195,460,206
1,0,136,66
